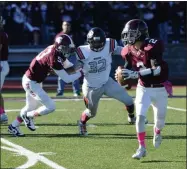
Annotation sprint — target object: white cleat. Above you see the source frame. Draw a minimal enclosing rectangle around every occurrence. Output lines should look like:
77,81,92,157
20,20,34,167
20,113,36,131
132,147,146,160
153,134,162,148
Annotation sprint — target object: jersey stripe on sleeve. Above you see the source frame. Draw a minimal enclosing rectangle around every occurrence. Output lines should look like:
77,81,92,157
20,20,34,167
75,47,85,60
109,39,115,53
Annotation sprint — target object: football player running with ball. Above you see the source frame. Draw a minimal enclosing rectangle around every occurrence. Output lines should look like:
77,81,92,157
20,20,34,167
75,27,135,136
8,34,83,137
116,19,173,159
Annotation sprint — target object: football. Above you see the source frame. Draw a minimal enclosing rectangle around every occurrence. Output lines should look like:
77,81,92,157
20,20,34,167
115,66,132,90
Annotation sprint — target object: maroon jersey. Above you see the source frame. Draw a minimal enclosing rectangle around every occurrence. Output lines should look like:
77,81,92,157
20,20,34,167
121,38,169,86
0,31,8,61
26,45,64,83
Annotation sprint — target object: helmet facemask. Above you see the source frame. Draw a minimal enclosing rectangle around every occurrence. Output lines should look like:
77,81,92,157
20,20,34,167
122,28,141,45
89,37,105,52
57,44,75,58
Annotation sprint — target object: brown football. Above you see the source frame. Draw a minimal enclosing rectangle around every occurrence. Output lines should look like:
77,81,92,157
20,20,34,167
116,66,132,90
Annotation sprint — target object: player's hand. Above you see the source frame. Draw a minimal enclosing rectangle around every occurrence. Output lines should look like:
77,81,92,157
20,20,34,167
121,69,139,80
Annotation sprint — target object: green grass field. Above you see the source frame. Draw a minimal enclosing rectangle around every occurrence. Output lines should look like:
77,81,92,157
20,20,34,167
1,87,186,169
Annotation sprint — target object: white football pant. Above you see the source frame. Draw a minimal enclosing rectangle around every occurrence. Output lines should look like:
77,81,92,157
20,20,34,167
135,83,168,130
21,74,56,117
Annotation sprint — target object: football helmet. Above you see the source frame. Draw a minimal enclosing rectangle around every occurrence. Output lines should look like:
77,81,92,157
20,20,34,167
87,27,106,52
121,19,149,45
55,34,75,58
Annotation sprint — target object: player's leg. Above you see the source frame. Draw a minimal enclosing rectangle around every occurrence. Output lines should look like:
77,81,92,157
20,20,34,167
104,78,135,124
20,76,55,131
8,91,38,136
79,84,103,135
132,86,151,159
72,79,81,97
0,61,9,123
151,88,168,148
24,83,56,118
56,77,65,96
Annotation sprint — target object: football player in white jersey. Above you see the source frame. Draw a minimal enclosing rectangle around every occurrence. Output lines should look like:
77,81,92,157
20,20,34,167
75,27,135,136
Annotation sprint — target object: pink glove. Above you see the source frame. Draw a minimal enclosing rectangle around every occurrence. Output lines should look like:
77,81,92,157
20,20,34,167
162,81,173,97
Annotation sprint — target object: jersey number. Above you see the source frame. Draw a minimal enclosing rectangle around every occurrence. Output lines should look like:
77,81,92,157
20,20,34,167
149,39,157,44
88,59,106,73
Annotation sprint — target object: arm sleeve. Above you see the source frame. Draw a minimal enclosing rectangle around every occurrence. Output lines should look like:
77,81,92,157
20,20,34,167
53,69,81,83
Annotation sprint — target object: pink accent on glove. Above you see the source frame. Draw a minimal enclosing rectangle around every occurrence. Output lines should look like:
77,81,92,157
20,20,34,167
162,81,173,97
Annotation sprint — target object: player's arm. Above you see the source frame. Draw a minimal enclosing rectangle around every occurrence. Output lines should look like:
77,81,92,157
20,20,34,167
137,40,164,77
120,41,163,79
53,68,82,83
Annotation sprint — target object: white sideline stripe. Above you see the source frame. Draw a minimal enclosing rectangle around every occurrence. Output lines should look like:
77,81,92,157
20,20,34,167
6,106,186,113
167,106,186,112
1,138,67,169
6,109,68,112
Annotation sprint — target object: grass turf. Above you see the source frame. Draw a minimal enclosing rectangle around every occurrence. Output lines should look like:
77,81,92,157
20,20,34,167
1,87,186,169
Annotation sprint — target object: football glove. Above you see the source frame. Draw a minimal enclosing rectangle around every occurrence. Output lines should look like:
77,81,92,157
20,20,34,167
121,69,139,80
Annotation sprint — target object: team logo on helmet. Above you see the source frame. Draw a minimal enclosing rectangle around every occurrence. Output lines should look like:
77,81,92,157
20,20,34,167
87,30,94,38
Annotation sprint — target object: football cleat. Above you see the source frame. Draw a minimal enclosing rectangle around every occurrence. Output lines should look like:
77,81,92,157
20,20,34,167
132,147,146,159
21,114,36,131
8,124,25,137
153,133,162,148
128,116,136,124
78,121,88,136
0,113,8,124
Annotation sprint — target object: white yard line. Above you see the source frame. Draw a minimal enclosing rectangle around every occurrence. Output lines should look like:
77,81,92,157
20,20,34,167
6,106,186,113
167,106,186,112
1,138,67,169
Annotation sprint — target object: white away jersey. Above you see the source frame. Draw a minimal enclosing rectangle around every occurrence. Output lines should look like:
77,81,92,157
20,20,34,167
75,38,122,88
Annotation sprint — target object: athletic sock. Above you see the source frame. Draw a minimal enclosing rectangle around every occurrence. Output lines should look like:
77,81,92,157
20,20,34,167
137,132,146,148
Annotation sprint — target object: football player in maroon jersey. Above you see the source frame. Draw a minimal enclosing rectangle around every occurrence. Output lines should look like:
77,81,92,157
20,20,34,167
8,34,83,136
116,19,173,159
0,16,9,124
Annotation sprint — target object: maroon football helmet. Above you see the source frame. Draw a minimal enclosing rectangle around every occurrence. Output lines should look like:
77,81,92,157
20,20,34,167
55,34,75,58
121,19,149,45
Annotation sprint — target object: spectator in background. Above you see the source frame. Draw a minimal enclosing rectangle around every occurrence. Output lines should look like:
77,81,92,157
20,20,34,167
30,2,42,45
156,2,170,44
56,21,81,97
170,2,184,44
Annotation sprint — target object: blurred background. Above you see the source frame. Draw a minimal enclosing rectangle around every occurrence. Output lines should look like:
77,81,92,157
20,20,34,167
0,1,186,91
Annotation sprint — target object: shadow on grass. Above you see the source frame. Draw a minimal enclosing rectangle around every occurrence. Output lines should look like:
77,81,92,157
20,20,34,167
1,133,186,140
141,160,185,163
1,122,186,128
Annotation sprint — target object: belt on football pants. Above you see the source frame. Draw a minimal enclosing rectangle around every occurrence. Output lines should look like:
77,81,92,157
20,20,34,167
144,84,164,88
